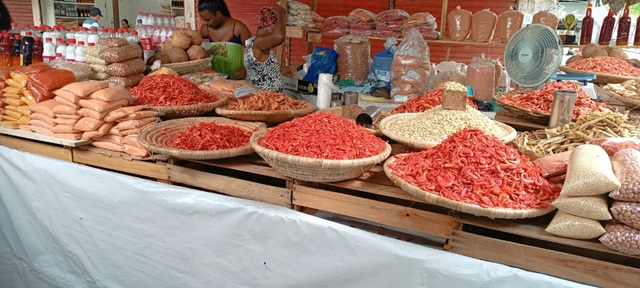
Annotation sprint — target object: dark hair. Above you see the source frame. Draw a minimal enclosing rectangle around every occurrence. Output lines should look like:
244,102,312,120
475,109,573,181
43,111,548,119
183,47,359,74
197,0,231,17
0,0,11,31
122,19,129,24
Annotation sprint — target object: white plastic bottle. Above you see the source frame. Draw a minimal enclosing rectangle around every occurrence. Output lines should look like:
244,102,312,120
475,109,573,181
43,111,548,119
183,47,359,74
170,16,176,28
66,38,77,62
75,41,86,63
148,13,156,26
42,37,56,63
136,13,144,26
163,15,170,27
142,13,149,25
89,27,101,45
76,27,89,47
129,30,140,45
160,26,168,43
138,25,154,63
56,39,66,59
65,31,75,44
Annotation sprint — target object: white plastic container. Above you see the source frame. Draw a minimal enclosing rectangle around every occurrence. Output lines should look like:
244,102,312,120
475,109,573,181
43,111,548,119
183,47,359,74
65,31,75,43
163,15,170,27
42,29,54,45
66,38,77,62
76,27,89,47
147,13,156,26
75,41,86,62
142,13,149,25
89,27,101,45
128,30,140,45
42,37,56,63
170,16,176,28
136,13,144,26
55,39,66,59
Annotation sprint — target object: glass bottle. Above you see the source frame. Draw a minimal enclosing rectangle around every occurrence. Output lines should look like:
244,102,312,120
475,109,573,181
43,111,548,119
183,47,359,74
598,9,616,45
20,31,35,66
32,36,43,64
0,33,12,68
617,6,632,46
12,34,21,67
579,3,594,45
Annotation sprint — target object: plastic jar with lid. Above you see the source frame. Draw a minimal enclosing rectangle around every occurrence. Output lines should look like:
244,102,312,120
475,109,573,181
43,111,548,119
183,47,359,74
65,31,75,43
75,41,86,62
55,39,66,59
66,38,76,62
89,27,101,45
148,13,156,26
76,27,89,47
142,13,150,25
42,37,56,63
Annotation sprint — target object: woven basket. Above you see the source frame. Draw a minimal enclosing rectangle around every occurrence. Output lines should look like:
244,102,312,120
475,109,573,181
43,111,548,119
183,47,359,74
147,94,229,118
603,89,640,110
384,156,556,219
138,117,266,160
320,106,388,136
513,130,550,160
216,101,316,123
379,113,517,150
494,92,552,125
161,57,213,75
559,66,636,85
251,130,392,182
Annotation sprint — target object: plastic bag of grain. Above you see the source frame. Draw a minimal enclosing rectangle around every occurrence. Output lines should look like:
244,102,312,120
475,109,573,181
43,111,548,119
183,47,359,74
534,151,571,178
83,44,108,57
561,144,620,197
599,222,640,256
545,210,606,239
590,137,640,156
610,202,640,230
551,195,612,220
610,149,640,202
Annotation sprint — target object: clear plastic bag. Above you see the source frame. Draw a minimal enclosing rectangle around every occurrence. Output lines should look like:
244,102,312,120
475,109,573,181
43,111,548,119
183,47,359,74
377,9,409,22
447,6,472,41
99,45,142,63
323,16,350,34
106,58,146,77
432,61,466,89
545,210,606,240
334,35,370,85
609,149,640,202
391,29,430,102
599,222,640,256
561,144,620,197
107,74,144,88
534,150,571,178
611,202,640,230
589,137,640,156
348,8,377,22
303,47,338,83
465,54,495,102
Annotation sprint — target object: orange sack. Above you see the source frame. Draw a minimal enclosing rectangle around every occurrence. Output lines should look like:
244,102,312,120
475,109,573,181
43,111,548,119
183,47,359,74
61,81,110,97
28,99,58,118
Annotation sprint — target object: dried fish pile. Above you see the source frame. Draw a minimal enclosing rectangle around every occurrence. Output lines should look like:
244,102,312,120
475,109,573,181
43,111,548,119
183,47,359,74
518,110,640,157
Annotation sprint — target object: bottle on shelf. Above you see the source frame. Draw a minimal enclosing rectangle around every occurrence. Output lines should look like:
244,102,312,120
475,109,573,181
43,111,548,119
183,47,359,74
0,33,12,68
75,41,86,63
76,27,88,47
20,24,32,37
138,25,154,63
129,30,140,45
8,22,19,40
66,38,77,62
617,6,632,46
89,27,101,45
12,34,21,67
32,36,43,64
598,9,615,45
55,38,66,60
42,37,56,63
20,31,35,66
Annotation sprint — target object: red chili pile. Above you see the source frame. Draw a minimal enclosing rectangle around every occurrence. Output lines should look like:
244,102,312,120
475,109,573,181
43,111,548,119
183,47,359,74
388,128,560,209
130,74,218,106
259,112,387,160
391,89,477,114
566,56,640,77
166,122,251,150
500,81,605,118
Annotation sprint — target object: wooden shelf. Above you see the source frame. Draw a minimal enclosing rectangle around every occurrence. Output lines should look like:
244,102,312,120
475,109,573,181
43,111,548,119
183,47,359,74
171,7,184,10
53,1,95,5
286,26,321,40
55,16,85,20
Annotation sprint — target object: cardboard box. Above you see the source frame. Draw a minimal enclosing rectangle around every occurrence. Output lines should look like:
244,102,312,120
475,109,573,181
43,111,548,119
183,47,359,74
283,77,318,95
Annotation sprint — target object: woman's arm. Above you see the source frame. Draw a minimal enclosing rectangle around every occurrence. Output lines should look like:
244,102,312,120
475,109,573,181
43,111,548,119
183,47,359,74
253,5,286,52
235,20,253,46
199,24,209,38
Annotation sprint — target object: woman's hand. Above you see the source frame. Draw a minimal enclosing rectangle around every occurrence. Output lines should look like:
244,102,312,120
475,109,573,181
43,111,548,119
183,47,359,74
235,66,247,80
272,5,286,19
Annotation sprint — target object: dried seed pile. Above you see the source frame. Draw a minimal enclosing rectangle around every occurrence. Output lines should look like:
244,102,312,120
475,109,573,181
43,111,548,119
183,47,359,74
389,105,507,143
599,222,640,256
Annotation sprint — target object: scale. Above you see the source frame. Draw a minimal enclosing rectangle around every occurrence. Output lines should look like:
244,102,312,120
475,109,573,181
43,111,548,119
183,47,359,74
504,24,597,100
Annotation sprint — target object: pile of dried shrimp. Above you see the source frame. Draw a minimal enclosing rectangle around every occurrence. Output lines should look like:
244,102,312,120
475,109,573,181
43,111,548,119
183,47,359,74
227,90,308,111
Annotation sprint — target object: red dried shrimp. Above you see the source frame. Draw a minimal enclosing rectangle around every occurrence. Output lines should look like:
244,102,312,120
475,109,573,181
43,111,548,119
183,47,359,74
391,89,477,114
130,74,217,106
166,122,251,150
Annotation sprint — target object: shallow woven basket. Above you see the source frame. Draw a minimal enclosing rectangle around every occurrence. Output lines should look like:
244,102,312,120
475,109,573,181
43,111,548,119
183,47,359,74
513,130,551,160
146,94,229,118
251,130,392,182
603,89,640,110
379,113,517,150
494,92,552,125
384,156,556,219
559,66,636,85
138,117,266,160
161,57,213,75
320,106,388,136
216,101,317,123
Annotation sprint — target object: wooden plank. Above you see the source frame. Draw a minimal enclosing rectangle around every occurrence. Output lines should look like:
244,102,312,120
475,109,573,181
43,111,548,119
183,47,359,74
306,32,322,43
286,26,304,39
325,178,427,203
168,165,291,207
0,134,73,162
73,149,169,180
456,215,640,258
494,112,547,132
0,127,91,147
450,231,640,288
293,185,455,239
190,159,287,180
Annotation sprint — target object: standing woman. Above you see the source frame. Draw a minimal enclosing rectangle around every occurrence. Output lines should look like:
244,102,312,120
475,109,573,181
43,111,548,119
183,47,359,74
198,0,251,79
244,5,286,92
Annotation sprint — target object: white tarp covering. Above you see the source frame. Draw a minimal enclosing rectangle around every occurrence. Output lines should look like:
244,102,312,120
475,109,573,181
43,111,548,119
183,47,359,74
0,145,591,288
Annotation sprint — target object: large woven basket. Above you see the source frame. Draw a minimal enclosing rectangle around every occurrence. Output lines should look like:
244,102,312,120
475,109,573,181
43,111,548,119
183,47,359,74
147,94,229,118
559,66,636,85
603,89,640,110
216,101,316,123
384,155,556,219
513,130,551,160
138,117,266,160
251,130,392,182
494,92,552,125
161,57,213,75
379,113,517,150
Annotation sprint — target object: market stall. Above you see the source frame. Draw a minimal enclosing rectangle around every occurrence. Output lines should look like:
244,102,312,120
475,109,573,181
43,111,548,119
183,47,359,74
3,1,640,288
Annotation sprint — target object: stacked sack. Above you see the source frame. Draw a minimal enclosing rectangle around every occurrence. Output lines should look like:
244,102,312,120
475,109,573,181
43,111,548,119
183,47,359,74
84,43,110,80
286,0,314,28
1,71,34,130
594,139,640,256
403,12,439,40
98,38,145,88
28,69,76,103
311,11,324,30
323,16,349,35
545,145,618,240
348,8,376,36
96,106,158,157
374,9,409,38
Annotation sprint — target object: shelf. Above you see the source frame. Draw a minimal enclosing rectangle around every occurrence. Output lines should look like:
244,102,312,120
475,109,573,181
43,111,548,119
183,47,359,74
286,26,321,42
53,1,96,5
171,7,184,10
55,16,85,20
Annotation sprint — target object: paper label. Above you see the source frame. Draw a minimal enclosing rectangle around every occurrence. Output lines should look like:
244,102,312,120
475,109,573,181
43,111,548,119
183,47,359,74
233,86,257,98
406,70,420,80
375,70,391,82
